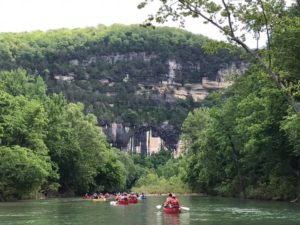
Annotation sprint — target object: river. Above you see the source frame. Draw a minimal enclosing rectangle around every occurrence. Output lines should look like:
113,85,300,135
0,196,299,225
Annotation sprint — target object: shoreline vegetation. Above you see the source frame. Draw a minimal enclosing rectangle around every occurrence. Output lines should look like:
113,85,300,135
0,67,299,202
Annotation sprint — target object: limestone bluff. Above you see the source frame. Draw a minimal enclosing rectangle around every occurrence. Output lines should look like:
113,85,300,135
0,24,246,154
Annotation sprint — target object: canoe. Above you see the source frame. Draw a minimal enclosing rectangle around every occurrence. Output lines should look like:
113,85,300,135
82,197,91,200
128,199,138,204
117,200,128,205
92,198,106,202
163,207,181,214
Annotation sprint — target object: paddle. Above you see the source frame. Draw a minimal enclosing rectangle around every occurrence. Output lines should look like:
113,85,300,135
156,205,162,209
110,201,117,205
180,206,190,211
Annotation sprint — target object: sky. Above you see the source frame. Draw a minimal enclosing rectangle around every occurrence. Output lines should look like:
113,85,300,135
0,0,295,47
0,0,223,39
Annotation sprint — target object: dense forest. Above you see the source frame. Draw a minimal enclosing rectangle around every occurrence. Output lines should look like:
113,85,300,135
134,0,300,200
0,1,300,201
0,68,187,200
0,69,146,200
0,24,243,138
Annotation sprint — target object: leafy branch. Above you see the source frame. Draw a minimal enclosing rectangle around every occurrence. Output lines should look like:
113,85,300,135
138,0,300,116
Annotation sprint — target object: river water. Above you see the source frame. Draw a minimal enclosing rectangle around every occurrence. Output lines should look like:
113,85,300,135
0,196,299,225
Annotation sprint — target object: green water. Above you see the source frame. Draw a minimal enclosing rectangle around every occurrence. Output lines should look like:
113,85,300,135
0,196,299,225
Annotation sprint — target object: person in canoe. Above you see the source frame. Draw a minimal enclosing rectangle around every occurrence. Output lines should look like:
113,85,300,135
83,193,90,199
92,192,98,199
128,192,138,203
170,194,179,208
129,192,137,199
104,193,111,199
138,192,146,200
164,193,179,208
115,192,129,205
164,193,174,208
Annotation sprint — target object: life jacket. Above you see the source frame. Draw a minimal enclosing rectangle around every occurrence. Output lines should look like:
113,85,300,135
170,198,179,208
130,194,137,200
83,194,89,199
121,195,128,201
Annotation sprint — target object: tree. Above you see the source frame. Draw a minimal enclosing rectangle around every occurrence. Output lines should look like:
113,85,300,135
45,102,109,193
94,149,127,192
0,69,47,100
138,0,300,116
0,146,50,200
0,90,49,156
180,65,299,199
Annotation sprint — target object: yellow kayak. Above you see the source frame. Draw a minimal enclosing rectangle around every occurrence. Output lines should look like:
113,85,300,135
92,198,106,202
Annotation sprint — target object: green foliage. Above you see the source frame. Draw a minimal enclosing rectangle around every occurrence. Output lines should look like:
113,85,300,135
139,0,300,118
44,97,129,194
0,70,134,200
132,172,190,194
281,112,300,155
181,65,300,200
116,151,142,189
272,17,300,99
145,1,300,199
0,25,241,129
1,3,299,201
94,149,127,193
0,146,50,201
0,89,50,167
132,150,172,169
0,69,47,100
132,152,191,194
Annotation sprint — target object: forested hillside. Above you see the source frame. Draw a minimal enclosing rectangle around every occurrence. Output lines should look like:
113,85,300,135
132,0,300,200
0,24,245,200
0,25,245,152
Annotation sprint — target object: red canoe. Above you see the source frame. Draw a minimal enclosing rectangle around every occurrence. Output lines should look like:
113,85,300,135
117,200,128,205
163,207,181,214
128,199,138,204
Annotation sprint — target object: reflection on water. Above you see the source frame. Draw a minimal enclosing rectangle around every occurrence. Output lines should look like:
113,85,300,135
162,213,180,225
156,211,190,225
0,196,299,225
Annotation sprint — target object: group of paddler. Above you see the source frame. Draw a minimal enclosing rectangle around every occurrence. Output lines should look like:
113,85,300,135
82,192,146,204
115,192,139,204
83,192,112,201
83,192,188,213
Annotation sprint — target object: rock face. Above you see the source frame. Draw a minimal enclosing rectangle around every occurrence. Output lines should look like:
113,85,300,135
0,25,247,155
103,123,179,155
79,52,157,66
63,53,246,101
99,59,246,155
63,53,246,155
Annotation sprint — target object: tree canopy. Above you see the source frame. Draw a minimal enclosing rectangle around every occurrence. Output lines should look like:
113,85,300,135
138,0,300,116
0,69,139,200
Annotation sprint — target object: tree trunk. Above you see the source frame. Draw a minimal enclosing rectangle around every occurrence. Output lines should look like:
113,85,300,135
227,134,246,199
